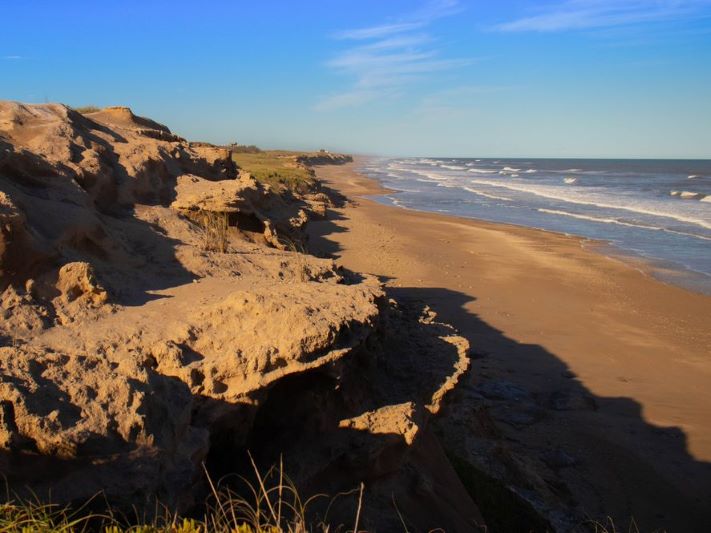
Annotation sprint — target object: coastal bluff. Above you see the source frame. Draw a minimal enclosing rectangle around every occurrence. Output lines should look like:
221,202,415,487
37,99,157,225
0,102,483,530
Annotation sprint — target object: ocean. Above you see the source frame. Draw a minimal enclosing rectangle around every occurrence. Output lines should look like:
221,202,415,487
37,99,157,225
359,157,711,293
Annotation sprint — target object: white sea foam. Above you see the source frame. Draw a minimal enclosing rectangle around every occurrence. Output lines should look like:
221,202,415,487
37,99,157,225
440,164,467,170
401,168,453,182
538,209,711,241
388,196,408,209
688,175,702,179
538,208,654,229
525,169,537,174
468,168,497,174
671,190,705,200
551,168,584,174
463,187,512,201
564,177,577,184
468,178,711,230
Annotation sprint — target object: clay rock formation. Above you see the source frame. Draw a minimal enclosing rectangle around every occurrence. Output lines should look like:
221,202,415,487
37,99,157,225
0,101,480,529
0,276,384,509
0,101,239,291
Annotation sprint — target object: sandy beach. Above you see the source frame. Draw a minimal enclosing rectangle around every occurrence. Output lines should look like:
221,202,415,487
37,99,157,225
309,160,711,530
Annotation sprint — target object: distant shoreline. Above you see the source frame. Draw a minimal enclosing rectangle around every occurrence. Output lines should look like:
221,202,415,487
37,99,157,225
308,160,711,530
354,155,711,295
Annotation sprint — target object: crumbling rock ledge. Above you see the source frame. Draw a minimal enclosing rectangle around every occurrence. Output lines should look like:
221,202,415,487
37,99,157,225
0,101,486,530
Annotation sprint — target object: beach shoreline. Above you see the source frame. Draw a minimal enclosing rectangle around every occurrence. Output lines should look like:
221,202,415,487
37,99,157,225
308,159,711,530
357,156,711,296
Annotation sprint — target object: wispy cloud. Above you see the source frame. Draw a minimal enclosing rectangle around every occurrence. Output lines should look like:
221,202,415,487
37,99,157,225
3,55,23,60
494,0,711,32
316,0,470,111
413,84,513,119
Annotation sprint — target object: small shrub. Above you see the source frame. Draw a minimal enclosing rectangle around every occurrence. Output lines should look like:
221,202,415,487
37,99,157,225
282,239,311,282
198,211,229,253
230,144,262,154
0,457,364,532
231,152,317,195
74,105,101,114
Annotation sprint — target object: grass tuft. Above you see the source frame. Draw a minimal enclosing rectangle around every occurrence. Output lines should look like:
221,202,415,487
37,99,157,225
231,152,316,194
0,458,362,532
74,106,101,114
196,210,229,253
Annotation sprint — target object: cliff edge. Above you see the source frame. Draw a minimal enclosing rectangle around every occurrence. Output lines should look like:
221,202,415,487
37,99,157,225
0,102,480,530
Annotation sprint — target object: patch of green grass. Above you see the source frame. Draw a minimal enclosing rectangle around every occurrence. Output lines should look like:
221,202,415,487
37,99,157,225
231,151,316,194
74,106,101,114
230,144,262,154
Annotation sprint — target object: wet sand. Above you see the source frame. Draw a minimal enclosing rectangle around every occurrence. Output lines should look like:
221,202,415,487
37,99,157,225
308,160,711,530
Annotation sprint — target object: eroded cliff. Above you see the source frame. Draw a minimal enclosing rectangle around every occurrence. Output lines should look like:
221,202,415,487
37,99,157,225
0,102,481,530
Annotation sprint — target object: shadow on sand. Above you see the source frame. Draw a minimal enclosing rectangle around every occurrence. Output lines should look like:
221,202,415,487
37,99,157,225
306,188,711,532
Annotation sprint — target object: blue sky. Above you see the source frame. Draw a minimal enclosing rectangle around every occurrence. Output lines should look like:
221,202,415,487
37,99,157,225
2,0,711,157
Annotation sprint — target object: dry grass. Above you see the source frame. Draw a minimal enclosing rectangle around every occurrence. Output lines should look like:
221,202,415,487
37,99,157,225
74,106,101,114
0,456,364,532
196,210,229,253
231,152,316,194
584,517,656,533
283,239,311,282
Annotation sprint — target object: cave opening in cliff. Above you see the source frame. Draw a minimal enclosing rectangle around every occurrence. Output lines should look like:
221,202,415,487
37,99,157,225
204,368,352,501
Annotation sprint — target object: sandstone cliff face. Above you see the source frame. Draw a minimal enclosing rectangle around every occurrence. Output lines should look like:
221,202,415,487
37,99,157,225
0,102,479,529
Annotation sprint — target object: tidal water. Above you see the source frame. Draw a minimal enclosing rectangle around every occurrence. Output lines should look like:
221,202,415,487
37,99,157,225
360,157,711,293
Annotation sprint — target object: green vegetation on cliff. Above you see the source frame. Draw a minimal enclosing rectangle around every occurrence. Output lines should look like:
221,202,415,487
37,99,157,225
231,149,352,194
231,151,317,194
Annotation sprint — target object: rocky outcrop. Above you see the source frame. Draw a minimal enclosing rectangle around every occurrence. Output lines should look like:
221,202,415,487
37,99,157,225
0,102,480,529
0,275,384,509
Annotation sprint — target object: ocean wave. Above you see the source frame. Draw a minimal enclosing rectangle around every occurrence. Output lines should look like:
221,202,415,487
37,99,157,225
670,190,706,200
469,178,711,230
468,168,497,174
538,209,711,241
501,166,521,172
403,168,455,183
564,177,577,184
463,187,512,201
440,164,467,170
550,168,584,174
524,169,537,174
538,208,655,229
388,196,408,209
688,175,703,179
